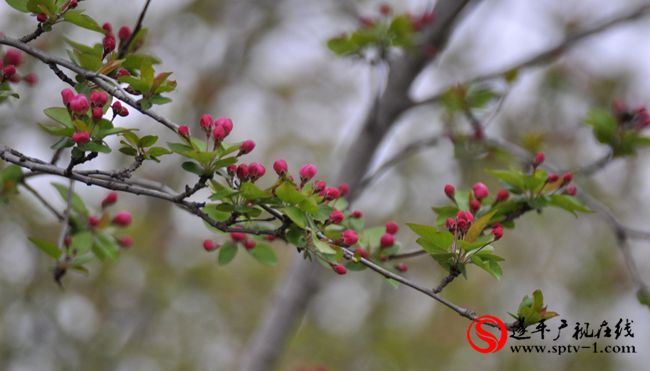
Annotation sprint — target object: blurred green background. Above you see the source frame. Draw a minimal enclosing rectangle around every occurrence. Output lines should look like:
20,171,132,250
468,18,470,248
0,0,649,370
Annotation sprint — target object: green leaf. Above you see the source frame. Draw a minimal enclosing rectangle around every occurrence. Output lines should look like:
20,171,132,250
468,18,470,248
585,108,617,145
464,210,497,242
387,15,413,47
28,237,61,259
312,236,335,255
431,205,459,226
82,141,111,153
51,182,88,216
181,161,205,176
138,135,158,148
327,36,357,55
547,194,591,216
489,169,526,191
27,0,54,14
248,243,277,266
467,87,497,109
6,0,29,13
168,142,194,156
218,242,238,265
119,146,137,156
44,107,73,127
407,223,453,250
282,206,307,229
276,181,305,204
63,10,104,33
93,233,119,261
470,254,502,279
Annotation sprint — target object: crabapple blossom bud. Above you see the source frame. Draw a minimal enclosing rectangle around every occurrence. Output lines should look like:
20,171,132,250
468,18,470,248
342,229,358,246
324,187,340,200
92,107,103,120
178,125,190,138
612,99,627,116
118,26,131,41
36,13,47,23
244,240,256,250
212,125,226,142
215,117,233,135
118,236,133,248
71,131,90,145
226,164,237,176
4,49,23,67
236,164,249,181
329,210,344,224
102,22,112,33
200,114,213,130
395,263,408,273
88,215,100,227
359,17,375,28
2,64,16,79
313,180,326,193
355,247,369,259
472,182,489,200
445,217,456,232
547,173,559,183
469,199,480,213
69,94,89,114
562,172,573,184
456,210,474,232
230,232,246,242
495,189,509,202
564,184,577,196
273,159,288,176
338,183,349,196
248,162,266,180
90,90,108,107
238,140,255,155
103,35,116,54
23,73,37,86
444,184,455,199
351,210,363,219
101,191,118,208
64,235,72,247
385,221,399,235
299,164,317,182
61,88,74,105
533,151,545,167
117,68,130,77
112,211,132,227
333,264,347,275
492,223,504,240
265,235,276,241
379,3,392,16
380,233,395,247
69,0,78,8
203,239,217,252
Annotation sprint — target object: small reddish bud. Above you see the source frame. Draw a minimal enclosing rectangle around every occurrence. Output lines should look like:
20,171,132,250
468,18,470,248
118,236,133,248
472,182,489,200
456,210,474,232
244,240,256,250
101,191,118,208
495,189,509,202
355,247,369,259
112,101,129,117
492,223,504,240
273,159,288,176
379,3,392,16
215,117,233,135
564,184,577,196
230,232,247,242
203,239,217,252
385,221,399,235
248,162,266,181
359,16,375,28
23,73,38,86
350,210,363,219
90,90,108,107
117,68,130,77
562,172,573,184
533,151,545,167
36,13,47,23
469,199,481,213
265,235,276,241
299,164,317,182
2,64,16,79
103,35,116,54
118,26,132,41
342,229,358,246
236,164,249,181
69,0,78,8
178,125,190,138
88,215,100,227
112,211,132,227
102,22,112,34
199,114,213,130
212,125,226,142
338,183,349,196
4,49,23,67
547,173,559,183
69,94,90,114
63,235,72,247
61,88,74,105
92,107,103,120
395,263,408,273
226,164,237,176
238,140,255,155
71,131,91,145
313,180,327,193
612,99,627,116
329,210,344,224
333,264,347,275
324,187,340,201
445,217,456,232
380,233,395,248
444,184,455,199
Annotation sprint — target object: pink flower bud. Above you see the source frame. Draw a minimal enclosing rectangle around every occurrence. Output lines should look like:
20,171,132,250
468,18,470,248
547,173,559,183
199,114,213,130
329,210,344,224
102,22,112,33
495,189,509,202
4,49,23,67
313,180,327,193
71,131,91,145
379,3,392,16
333,264,347,275
69,0,78,8
273,159,288,176
265,235,276,241
248,162,266,181
2,64,16,79
92,107,103,120
101,191,118,208
90,90,108,107
118,26,131,41
23,73,38,86
564,184,577,196
64,235,72,247
385,221,399,235
215,117,233,135
103,35,116,54
350,210,363,219
238,140,255,155
88,215,100,227
36,13,47,23
444,184,455,199
299,164,317,182
380,233,395,247
612,99,627,116
112,211,132,227
358,16,375,28
469,199,481,213
492,223,504,240
342,229,358,246
244,240,256,250
562,172,573,184
178,125,190,138
203,239,218,252
117,68,130,77
69,94,90,114
236,164,249,181
338,183,349,196
231,232,246,242
395,263,408,273
61,88,75,105
533,151,545,166
355,247,369,259
324,187,340,200
118,235,133,248
445,217,456,232
472,182,489,200
212,125,226,142
226,164,237,176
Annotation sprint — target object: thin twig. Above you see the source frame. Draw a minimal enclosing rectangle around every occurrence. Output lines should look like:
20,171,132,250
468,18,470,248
56,179,75,250
118,0,152,58
20,181,64,221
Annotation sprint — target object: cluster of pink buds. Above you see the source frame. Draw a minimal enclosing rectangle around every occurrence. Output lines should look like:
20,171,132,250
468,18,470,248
100,23,132,56
446,210,474,234
230,229,256,251
380,221,398,248
228,162,266,183
86,192,133,248
111,101,129,118
410,10,436,31
1,48,36,85
612,99,650,131
545,170,576,196
36,1,78,24
90,90,109,120
61,88,92,144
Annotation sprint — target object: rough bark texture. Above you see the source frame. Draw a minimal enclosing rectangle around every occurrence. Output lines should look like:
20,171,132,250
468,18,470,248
239,2,477,370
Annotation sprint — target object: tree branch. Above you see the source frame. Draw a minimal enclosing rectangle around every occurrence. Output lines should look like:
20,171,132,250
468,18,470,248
117,0,152,58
